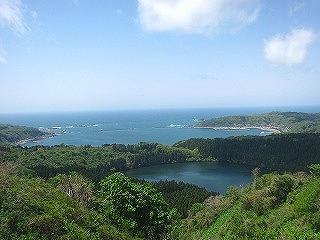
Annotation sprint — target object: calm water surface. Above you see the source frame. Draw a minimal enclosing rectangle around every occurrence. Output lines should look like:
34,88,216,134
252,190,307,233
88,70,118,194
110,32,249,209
0,108,298,146
126,162,253,193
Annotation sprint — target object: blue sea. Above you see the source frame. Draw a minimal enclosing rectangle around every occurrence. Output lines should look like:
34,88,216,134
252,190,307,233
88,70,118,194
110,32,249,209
1,107,319,147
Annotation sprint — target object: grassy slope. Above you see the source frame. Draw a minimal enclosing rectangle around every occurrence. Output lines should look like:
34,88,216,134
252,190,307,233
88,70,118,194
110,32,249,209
174,172,320,240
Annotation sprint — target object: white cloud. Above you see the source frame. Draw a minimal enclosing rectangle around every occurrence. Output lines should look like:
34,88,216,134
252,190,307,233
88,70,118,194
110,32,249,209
0,0,28,35
138,0,260,34
264,28,316,66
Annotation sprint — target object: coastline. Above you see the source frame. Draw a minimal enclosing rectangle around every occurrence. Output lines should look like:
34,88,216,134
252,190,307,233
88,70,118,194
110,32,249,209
14,126,281,146
193,126,282,134
15,133,57,146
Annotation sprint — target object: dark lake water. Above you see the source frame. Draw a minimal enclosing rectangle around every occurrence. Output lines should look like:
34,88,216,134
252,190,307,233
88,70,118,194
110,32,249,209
125,162,253,194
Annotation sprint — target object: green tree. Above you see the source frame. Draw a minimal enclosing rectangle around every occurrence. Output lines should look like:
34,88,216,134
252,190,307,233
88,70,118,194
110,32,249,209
99,172,179,239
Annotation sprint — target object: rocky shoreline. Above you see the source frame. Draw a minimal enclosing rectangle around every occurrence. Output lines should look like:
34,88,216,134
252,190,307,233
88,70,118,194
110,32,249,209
15,133,57,146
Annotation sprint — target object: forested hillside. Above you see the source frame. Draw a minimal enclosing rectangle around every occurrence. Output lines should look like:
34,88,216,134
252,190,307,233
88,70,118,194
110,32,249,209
0,124,47,146
174,133,320,172
0,142,200,182
195,111,320,133
1,134,319,181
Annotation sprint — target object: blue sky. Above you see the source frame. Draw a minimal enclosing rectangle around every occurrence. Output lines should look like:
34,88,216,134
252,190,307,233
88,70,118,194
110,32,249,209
0,0,319,113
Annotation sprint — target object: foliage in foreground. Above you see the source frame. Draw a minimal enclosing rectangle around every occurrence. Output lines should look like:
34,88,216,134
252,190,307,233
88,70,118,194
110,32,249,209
172,169,320,239
0,162,184,240
99,172,179,239
1,160,320,239
0,168,142,240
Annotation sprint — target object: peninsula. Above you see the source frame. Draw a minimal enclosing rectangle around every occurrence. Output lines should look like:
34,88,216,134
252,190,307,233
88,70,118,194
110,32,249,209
0,124,51,146
194,111,320,133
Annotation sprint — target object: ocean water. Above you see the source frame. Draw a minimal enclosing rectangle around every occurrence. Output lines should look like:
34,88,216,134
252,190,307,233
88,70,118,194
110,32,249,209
1,107,318,146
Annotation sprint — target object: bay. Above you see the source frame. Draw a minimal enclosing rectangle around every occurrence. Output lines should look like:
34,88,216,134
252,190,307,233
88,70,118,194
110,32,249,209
0,107,294,146
126,162,253,193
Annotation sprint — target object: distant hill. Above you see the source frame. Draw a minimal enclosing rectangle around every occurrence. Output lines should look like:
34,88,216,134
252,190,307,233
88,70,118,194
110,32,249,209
195,111,320,133
0,124,46,146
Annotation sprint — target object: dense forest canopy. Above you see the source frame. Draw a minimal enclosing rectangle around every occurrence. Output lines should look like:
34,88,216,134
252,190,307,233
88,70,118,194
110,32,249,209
174,133,320,172
195,111,320,133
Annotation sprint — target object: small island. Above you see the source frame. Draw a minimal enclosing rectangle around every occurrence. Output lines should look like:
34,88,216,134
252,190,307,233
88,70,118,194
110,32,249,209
0,124,53,146
195,111,320,133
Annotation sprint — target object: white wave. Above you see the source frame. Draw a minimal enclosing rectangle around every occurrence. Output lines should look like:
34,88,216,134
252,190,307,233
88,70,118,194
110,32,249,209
168,124,186,128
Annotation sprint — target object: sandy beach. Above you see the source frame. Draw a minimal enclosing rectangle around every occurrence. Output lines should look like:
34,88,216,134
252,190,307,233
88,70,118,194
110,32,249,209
194,126,282,134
